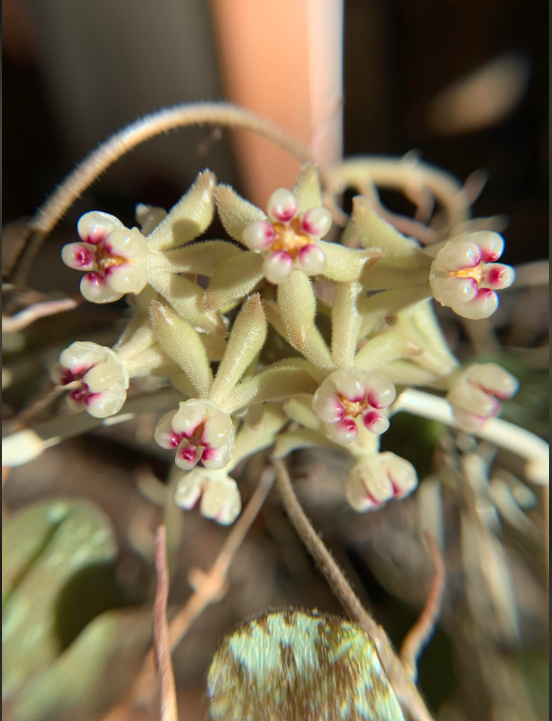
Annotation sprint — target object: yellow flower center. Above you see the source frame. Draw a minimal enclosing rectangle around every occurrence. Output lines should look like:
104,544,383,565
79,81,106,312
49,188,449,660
271,218,311,260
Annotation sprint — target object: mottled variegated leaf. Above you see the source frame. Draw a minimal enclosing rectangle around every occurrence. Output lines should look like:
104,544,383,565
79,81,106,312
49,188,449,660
207,610,405,721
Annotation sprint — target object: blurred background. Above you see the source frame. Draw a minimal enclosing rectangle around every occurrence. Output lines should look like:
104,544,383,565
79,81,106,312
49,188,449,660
2,1,549,720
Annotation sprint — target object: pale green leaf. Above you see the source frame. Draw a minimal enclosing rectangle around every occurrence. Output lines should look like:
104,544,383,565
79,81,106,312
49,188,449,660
215,184,266,243
223,366,318,413
352,196,431,269
150,300,213,396
273,428,340,458
357,286,432,338
262,300,334,370
283,395,321,430
149,269,227,337
147,170,216,251
203,252,264,311
277,271,316,350
150,240,242,276
319,240,381,282
292,162,323,212
209,294,267,403
378,360,440,387
135,204,167,235
354,332,421,372
228,404,288,471
331,281,362,368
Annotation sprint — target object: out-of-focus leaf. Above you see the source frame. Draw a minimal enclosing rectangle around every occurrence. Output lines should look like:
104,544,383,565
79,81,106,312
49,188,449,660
2,499,117,700
12,608,151,721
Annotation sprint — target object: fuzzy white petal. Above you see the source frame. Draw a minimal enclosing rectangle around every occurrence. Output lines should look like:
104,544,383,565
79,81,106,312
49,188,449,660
61,243,96,270
326,418,358,444
267,189,298,222
434,240,481,272
452,289,498,319
82,360,126,393
242,221,275,251
364,373,396,409
263,251,293,284
301,207,332,238
297,244,327,275
80,273,123,303
432,275,478,306
86,382,127,418
77,211,124,244
200,477,241,524
469,231,504,262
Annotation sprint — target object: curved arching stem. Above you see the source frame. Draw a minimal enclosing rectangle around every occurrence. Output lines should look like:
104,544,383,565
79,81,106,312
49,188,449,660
11,102,320,284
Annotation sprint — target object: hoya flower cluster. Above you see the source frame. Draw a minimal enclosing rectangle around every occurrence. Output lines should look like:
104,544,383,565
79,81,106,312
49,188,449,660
55,163,518,525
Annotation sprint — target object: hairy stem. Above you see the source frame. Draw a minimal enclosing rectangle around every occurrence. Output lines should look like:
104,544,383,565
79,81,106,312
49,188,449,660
272,458,433,721
12,102,319,284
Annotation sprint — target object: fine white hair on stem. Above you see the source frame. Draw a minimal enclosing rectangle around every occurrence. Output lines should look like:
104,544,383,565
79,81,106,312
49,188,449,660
13,103,319,284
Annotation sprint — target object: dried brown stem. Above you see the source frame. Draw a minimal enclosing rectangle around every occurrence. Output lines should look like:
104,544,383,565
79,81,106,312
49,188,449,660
272,458,433,721
167,466,275,650
11,103,319,284
400,533,446,679
153,526,178,721
100,466,275,721
2,295,81,332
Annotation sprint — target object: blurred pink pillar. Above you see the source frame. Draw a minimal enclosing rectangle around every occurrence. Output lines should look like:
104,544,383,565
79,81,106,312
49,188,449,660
209,0,343,207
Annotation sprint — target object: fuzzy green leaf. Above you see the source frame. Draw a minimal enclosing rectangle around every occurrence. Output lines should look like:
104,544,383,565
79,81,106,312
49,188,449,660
147,170,216,251
223,366,318,413
228,404,288,471
273,428,340,458
319,240,381,282
277,271,316,350
203,252,264,311
354,332,421,372
149,270,227,337
151,240,242,276
292,163,323,212
283,395,322,430
150,301,213,396
215,184,266,242
352,196,431,269
209,295,267,403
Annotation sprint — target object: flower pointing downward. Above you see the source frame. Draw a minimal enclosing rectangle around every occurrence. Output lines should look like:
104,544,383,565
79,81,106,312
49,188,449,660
345,453,418,512
174,468,241,525
242,188,331,283
312,369,396,444
447,363,519,432
62,211,149,303
430,231,515,319
155,399,234,470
